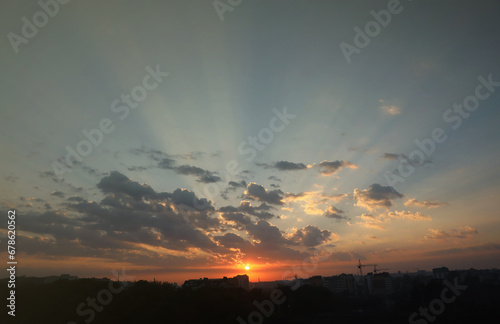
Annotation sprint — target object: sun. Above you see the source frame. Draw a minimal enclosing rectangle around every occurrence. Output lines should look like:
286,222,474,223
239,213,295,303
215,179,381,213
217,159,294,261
244,264,250,271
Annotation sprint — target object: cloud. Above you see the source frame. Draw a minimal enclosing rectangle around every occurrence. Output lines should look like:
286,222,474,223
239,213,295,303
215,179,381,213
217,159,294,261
289,225,335,247
381,105,401,115
381,153,402,160
404,198,448,209
324,206,348,221
127,146,221,183
265,161,308,171
157,159,222,183
228,180,246,188
97,171,156,201
353,183,404,211
356,213,388,230
38,171,60,182
171,165,222,183
380,153,432,166
219,201,275,221
425,226,478,240
244,183,284,205
285,191,348,215
50,191,65,198
316,160,357,175
425,242,500,257
384,210,431,221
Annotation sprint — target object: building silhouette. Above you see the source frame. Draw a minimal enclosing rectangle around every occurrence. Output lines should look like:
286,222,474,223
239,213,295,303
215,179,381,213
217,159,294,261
182,274,249,290
324,273,357,296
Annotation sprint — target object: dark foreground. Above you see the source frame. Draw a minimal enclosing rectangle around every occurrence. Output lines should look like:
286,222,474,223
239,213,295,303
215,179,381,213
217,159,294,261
1,272,499,324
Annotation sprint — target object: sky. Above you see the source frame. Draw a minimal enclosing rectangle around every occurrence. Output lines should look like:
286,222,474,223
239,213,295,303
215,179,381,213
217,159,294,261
1,0,500,284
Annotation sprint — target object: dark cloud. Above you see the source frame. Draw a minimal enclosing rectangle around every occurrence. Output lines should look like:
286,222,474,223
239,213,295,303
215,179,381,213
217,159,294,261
129,146,220,183
158,160,222,183
81,165,103,177
354,183,404,210
244,183,284,205
130,146,168,162
15,171,338,268
258,161,308,171
268,176,281,182
316,160,357,175
158,158,176,169
246,220,290,248
219,201,275,221
324,206,348,221
228,180,247,188
213,233,253,250
127,165,152,172
39,171,60,182
50,191,65,198
97,171,156,201
290,225,333,247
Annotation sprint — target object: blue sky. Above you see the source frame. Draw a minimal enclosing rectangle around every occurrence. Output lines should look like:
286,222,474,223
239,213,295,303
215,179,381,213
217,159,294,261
1,0,499,282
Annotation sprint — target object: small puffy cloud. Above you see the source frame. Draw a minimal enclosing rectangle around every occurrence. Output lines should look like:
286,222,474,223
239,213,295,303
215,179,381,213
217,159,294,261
381,105,401,115
316,160,357,175
353,184,404,211
244,183,284,205
50,191,65,198
425,226,478,240
380,153,401,160
268,175,281,182
324,206,348,221
404,198,448,209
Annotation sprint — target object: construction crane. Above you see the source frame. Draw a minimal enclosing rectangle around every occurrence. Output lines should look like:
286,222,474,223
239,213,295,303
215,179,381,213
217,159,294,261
357,260,377,276
373,265,389,274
